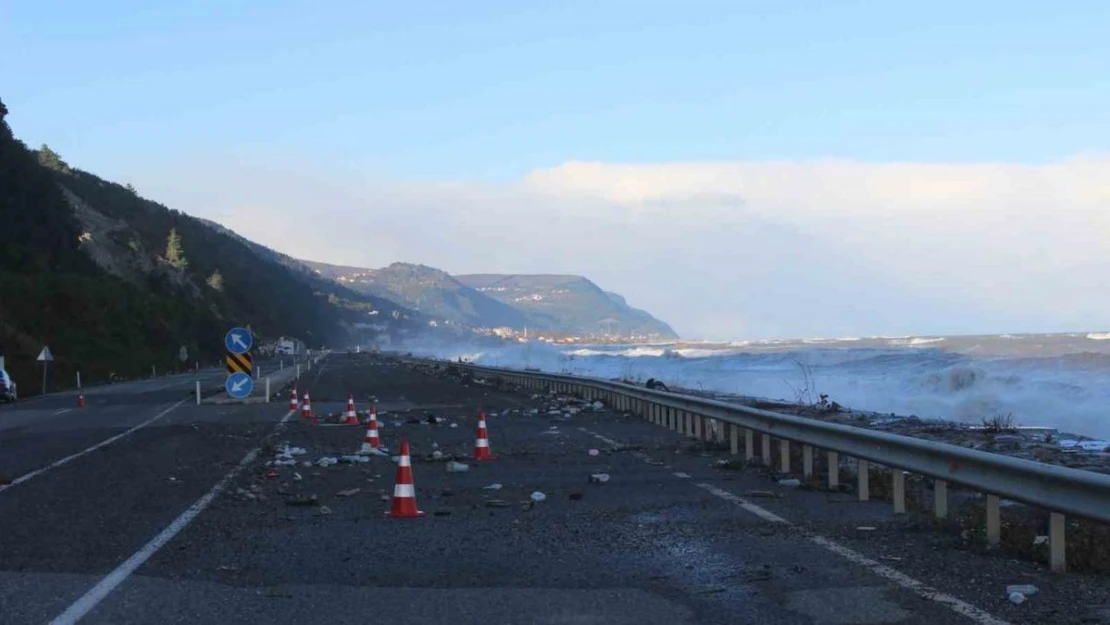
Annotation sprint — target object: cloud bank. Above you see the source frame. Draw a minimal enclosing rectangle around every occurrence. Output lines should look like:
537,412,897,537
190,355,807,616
136,156,1110,340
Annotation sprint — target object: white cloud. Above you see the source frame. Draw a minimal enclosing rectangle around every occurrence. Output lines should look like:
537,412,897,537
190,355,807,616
134,156,1110,340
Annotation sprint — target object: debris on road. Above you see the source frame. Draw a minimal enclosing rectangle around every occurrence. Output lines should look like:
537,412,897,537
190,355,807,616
530,491,547,502
446,461,470,472
778,478,801,487
336,488,360,497
285,494,318,507
483,483,503,490
588,448,599,456
1007,584,1039,597
589,473,610,484
318,505,332,515
316,457,338,467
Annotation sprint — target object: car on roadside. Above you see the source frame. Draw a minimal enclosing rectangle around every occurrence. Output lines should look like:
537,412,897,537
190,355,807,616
0,369,17,402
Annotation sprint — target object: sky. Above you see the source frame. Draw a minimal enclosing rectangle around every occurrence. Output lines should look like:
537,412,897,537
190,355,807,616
2,1,1109,340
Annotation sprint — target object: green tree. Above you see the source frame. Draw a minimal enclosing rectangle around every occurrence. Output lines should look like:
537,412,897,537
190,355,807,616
165,228,187,269
206,269,224,291
37,144,72,174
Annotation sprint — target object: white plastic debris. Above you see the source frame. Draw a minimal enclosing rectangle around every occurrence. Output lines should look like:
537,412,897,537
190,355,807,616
1008,592,1026,605
340,455,370,464
270,458,297,467
483,483,503,490
301,461,313,468
431,450,444,460
530,491,547,502
589,473,610,483
1033,535,1049,546
293,472,303,481
449,423,459,428
1006,584,1038,597
446,461,470,473
316,457,338,467
588,449,600,457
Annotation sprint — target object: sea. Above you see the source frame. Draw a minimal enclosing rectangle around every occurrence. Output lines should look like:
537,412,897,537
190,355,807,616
403,332,1110,439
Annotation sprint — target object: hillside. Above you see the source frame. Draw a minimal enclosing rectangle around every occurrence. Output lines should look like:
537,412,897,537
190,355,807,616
457,274,678,339
303,261,531,330
0,96,424,395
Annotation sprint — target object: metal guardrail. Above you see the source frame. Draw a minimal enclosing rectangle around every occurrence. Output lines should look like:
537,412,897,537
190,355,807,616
408,357,1110,573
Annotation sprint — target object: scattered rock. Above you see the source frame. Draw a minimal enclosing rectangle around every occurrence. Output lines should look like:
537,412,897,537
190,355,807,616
285,494,318,507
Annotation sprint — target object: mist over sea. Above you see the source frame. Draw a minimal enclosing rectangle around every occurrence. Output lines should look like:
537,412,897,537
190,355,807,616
403,332,1110,439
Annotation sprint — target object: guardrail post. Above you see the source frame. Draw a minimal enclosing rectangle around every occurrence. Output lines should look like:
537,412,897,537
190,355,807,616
1050,512,1066,573
779,440,790,474
195,381,201,406
745,429,754,461
893,470,906,514
828,452,839,488
802,445,813,479
730,425,739,455
761,433,771,466
265,377,271,402
986,495,1001,546
934,480,948,518
857,459,870,501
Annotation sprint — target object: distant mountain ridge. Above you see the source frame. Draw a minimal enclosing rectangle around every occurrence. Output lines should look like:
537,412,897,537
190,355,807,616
457,273,677,339
302,259,677,339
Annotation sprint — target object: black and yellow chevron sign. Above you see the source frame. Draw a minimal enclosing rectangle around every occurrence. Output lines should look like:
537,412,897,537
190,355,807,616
225,351,253,375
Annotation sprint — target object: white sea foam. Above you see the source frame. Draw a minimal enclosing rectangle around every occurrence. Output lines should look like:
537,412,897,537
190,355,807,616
404,333,1110,439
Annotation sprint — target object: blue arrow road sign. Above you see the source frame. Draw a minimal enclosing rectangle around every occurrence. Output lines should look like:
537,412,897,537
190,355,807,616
225,327,253,354
225,372,254,399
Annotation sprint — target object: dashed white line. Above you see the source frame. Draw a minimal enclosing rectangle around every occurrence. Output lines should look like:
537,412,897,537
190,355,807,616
49,409,299,625
0,399,188,495
582,427,1011,625
52,408,72,416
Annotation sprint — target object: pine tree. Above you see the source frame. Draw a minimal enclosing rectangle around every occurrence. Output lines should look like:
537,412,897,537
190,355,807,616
165,228,187,269
206,269,224,291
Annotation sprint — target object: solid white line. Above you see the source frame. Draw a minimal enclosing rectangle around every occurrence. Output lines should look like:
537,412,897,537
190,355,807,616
0,399,188,495
49,409,297,625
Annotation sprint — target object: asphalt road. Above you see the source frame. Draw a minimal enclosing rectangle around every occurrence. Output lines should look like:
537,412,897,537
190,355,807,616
0,353,1107,624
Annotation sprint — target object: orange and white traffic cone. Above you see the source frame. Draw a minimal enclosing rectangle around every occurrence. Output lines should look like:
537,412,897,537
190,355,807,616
77,394,85,408
359,410,382,453
343,393,359,425
288,387,299,411
474,411,493,461
386,439,424,518
301,391,313,420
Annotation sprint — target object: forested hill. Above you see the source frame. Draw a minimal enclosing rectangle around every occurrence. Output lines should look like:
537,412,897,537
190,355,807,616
0,96,420,395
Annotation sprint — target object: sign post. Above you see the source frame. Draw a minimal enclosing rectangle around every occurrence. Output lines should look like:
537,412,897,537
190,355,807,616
37,346,53,396
224,327,254,399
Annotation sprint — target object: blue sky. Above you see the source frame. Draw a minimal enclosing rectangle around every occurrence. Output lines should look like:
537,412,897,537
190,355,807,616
4,1,1108,180
2,2,1109,338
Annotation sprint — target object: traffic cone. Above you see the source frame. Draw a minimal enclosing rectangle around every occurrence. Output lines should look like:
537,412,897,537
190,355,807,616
474,411,493,461
343,393,358,425
359,406,382,453
288,387,299,411
77,394,85,408
301,391,313,420
386,439,424,518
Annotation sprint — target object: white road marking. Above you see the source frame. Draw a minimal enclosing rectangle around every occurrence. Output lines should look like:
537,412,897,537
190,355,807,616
52,408,72,416
49,409,298,625
0,399,188,495
582,427,1010,625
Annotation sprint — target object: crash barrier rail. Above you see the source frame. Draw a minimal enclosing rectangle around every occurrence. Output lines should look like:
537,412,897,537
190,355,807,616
409,358,1110,573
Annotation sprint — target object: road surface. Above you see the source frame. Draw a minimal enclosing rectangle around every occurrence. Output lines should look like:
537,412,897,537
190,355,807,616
0,354,1107,624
